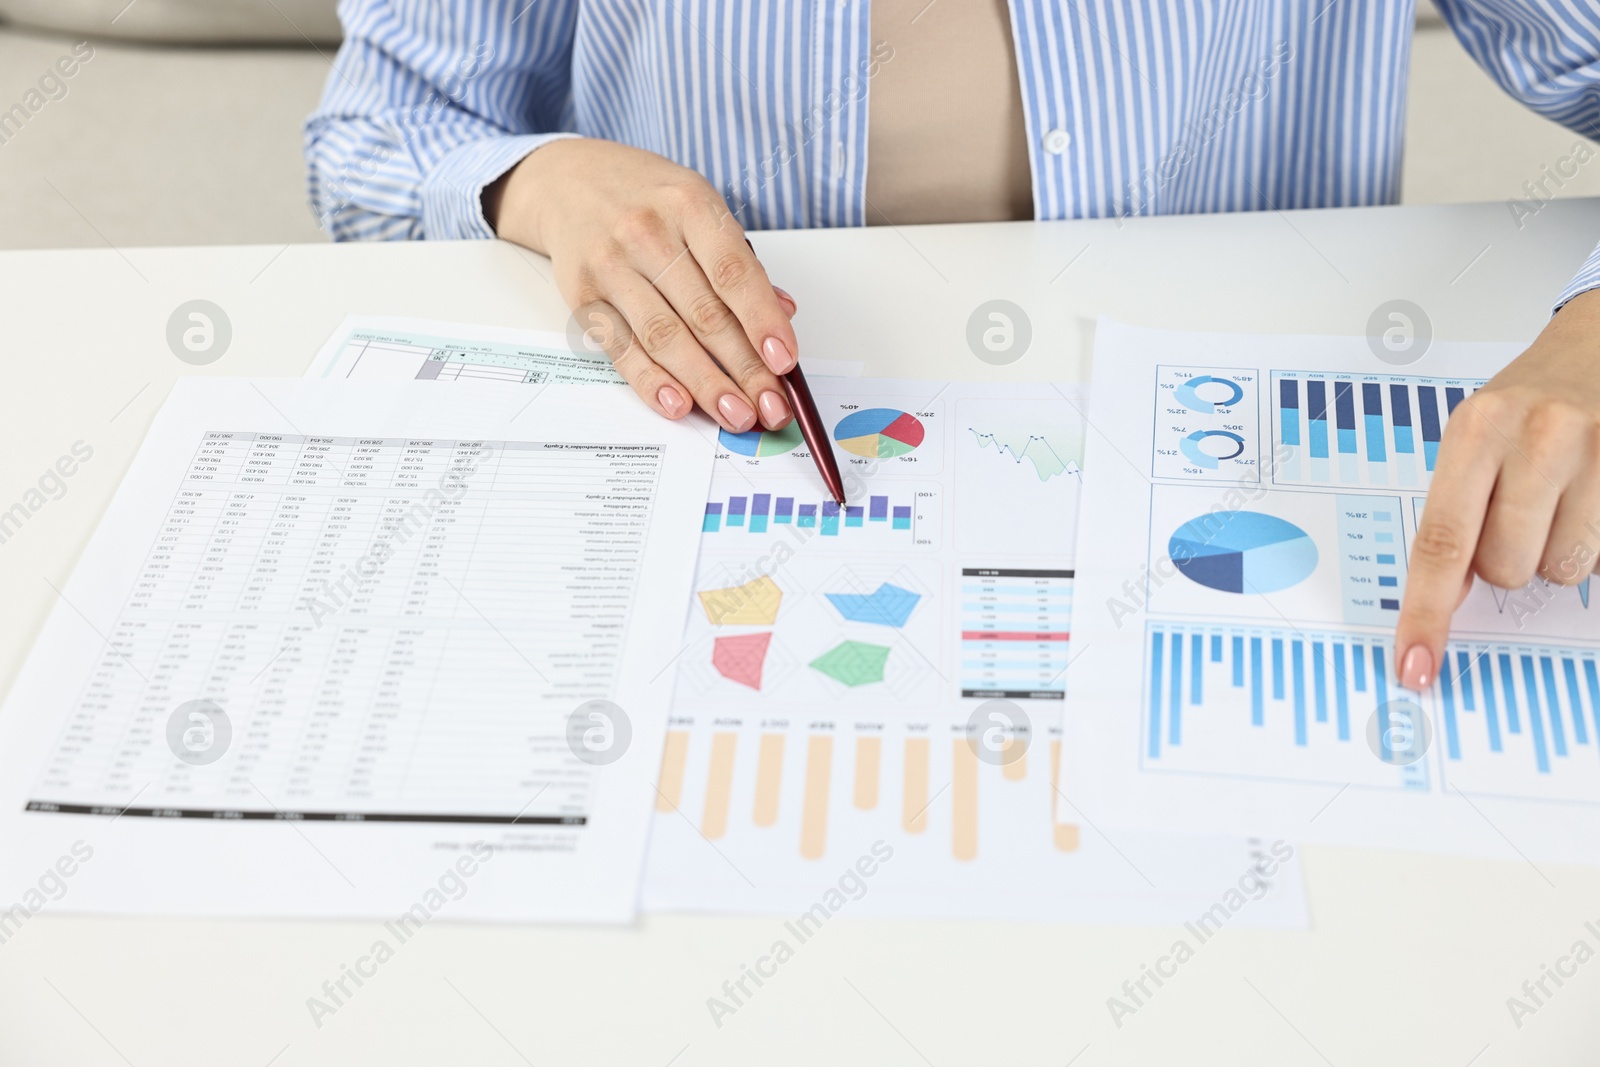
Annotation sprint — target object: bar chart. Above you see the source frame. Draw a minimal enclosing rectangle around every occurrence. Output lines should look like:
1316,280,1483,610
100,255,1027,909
1141,621,1428,788
1271,372,1486,489
651,719,1073,863
642,710,1307,922
701,486,938,546
1435,640,1600,803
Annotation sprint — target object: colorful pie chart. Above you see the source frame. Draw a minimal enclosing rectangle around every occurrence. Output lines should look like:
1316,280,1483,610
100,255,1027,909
834,408,925,459
719,422,803,457
1168,511,1318,594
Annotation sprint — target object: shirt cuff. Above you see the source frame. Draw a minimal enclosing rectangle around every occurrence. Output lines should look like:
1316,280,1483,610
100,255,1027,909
419,132,583,240
1554,237,1600,314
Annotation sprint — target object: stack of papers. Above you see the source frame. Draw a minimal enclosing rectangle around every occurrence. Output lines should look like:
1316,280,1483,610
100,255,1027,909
0,316,1316,930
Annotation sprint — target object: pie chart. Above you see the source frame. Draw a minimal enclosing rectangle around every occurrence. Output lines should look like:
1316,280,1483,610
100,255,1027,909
720,422,803,457
1168,511,1318,594
834,408,925,459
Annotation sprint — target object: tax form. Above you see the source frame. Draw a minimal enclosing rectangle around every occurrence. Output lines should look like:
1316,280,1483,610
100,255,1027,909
0,378,714,922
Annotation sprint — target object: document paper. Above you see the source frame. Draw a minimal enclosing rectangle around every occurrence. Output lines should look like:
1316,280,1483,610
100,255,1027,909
1067,319,1600,865
0,378,715,922
643,375,1305,924
307,315,865,384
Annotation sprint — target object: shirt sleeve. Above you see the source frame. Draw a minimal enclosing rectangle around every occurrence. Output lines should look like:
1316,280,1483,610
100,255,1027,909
304,0,581,241
1434,0,1600,310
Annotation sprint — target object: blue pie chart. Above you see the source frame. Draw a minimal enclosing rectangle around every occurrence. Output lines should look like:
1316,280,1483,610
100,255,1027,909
1168,511,1318,594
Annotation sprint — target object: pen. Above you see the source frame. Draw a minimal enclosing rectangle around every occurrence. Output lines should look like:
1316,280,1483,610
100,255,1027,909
778,361,847,505
744,236,846,505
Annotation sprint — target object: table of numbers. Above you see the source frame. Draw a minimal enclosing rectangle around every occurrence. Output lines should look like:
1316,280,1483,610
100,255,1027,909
29,431,664,825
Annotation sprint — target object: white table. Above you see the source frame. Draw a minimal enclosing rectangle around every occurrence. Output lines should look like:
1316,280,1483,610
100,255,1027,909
2,201,1599,1066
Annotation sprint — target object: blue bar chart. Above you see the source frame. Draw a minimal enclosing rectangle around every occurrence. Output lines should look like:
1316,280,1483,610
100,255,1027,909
1142,622,1428,788
1436,640,1600,803
1272,372,1485,489
702,488,931,544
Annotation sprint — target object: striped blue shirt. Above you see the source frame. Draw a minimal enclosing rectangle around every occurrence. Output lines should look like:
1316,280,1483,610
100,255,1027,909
305,0,1600,305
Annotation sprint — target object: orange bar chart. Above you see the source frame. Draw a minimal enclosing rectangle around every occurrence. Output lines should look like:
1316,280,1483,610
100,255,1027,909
1050,740,1080,852
659,722,1080,865
951,738,978,861
701,731,737,838
854,736,881,810
902,736,930,833
753,733,785,826
1002,740,1027,781
800,735,833,859
656,730,690,812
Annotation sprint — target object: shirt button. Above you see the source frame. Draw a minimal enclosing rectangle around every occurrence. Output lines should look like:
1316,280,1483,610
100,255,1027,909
1043,128,1071,155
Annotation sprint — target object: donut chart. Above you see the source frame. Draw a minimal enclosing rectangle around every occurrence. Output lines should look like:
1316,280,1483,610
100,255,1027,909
834,408,926,459
1179,429,1245,469
1174,374,1245,413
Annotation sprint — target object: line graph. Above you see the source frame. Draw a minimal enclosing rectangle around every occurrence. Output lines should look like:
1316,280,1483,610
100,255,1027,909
967,427,1081,481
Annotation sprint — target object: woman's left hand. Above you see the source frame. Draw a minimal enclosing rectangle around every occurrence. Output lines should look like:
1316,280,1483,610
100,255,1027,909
1396,288,1600,689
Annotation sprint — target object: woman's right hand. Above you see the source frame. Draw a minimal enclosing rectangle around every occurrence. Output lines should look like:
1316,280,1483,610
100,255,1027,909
484,137,799,433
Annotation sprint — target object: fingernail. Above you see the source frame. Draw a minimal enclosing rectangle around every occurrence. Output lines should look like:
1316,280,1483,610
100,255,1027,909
1399,645,1433,690
717,393,756,432
761,336,796,374
773,286,797,315
758,390,791,428
657,384,686,417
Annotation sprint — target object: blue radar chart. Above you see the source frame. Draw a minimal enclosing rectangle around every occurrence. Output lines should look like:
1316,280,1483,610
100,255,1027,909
1168,511,1318,594
1179,429,1245,468
1174,375,1245,413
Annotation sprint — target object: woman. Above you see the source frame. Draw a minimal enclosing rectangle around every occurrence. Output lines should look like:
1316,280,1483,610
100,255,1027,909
306,0,1600,692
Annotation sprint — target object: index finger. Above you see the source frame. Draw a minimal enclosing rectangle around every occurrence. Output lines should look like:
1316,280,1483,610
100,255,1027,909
680,207,801,377
1394,411,1500,689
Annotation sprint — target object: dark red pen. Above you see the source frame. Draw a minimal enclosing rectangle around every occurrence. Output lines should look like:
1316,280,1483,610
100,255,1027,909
743,236,845,505
778,362,847,505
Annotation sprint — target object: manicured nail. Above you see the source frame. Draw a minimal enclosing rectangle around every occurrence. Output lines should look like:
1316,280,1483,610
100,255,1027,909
761,336,796,374
758,390,791,428
657,384,687,417
717,393,756,432
773,286,797,315
1399,645,1433,690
